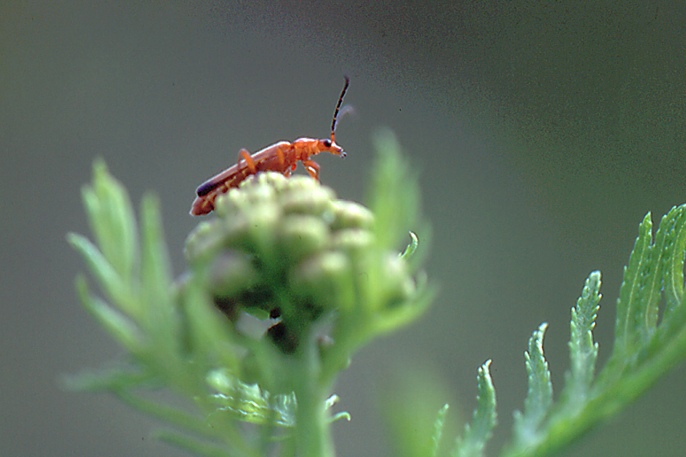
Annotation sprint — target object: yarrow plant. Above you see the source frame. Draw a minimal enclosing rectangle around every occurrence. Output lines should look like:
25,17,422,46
68,131,431,457
69,131,686,457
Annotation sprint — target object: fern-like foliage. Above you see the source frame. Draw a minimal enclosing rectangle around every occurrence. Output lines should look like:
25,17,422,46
68,161,276,457
437,205,686,457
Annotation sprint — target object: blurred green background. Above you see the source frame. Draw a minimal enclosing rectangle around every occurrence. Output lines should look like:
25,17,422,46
3,1,686,456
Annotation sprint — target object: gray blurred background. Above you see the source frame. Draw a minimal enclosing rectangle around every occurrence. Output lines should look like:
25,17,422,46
3,1,686,456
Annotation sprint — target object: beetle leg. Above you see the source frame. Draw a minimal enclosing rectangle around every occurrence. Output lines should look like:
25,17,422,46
302,160,320,180
239,149,257,174
276,147,286,168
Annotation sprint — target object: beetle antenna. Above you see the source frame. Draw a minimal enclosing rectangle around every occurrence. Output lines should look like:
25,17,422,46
331,75,350,141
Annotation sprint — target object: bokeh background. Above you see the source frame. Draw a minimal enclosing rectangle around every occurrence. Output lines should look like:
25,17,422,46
3,1,686,456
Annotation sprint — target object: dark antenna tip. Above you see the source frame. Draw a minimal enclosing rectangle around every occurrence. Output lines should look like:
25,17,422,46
331,76,350,139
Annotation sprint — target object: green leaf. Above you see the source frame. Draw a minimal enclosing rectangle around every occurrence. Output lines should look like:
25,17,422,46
139,195,173,307
74,275,140,352
501,204,686,457
325,395,351,423
82,159,138,281
431,404,449,457
602,205,686,383
68,233,134,313
657,206,686,321
400,231,420,260
512,323,552,447
453,360,497,457
611,212,657,366
137,194,181,366
62,364,155,392
564,271,601,401
368,130,420,251
207,369,297,427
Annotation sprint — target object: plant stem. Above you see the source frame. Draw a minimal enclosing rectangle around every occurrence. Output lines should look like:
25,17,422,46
293,338,335,457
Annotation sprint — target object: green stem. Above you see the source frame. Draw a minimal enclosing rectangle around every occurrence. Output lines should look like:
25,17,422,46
293,337,335,457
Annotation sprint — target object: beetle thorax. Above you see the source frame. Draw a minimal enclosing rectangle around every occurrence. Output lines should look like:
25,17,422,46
292,138,320,159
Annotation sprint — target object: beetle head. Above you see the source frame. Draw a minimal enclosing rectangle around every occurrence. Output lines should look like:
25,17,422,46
319,138,346,157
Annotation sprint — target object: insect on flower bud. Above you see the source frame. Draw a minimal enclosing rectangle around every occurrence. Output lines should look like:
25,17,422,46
184,171,422,353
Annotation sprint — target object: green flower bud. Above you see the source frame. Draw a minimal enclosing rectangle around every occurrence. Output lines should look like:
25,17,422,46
184,220,225,262
330,229,374,253
280,178,336,216
289,251,352,311
208,252,259,296
184,171,423,353
277,215,329,261
330,200,374,230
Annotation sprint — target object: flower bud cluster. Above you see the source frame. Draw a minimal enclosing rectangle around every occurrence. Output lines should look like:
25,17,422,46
185,173,415,352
